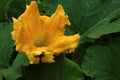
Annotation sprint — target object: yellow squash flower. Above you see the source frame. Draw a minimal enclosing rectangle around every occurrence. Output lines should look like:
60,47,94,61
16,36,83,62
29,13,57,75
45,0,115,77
12,1,80,64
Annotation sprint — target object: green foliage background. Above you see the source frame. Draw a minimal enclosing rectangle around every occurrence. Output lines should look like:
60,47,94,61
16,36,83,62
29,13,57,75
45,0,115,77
0,0,120,80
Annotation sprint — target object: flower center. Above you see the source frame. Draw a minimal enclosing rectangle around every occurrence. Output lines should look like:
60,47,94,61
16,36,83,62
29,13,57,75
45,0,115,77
34,35,47,47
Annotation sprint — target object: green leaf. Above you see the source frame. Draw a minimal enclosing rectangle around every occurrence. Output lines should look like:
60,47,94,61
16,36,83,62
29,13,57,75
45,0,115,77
0,0,8,22
0,0,26,22
81,8,120,43
24,56,83,80
6,0,26,20
0,22,13,69
81,37,120,80
76,0,120,34
0,71,3,80
44,0,59,16
3,53,29,80
0,22,29,80
72,43,91,66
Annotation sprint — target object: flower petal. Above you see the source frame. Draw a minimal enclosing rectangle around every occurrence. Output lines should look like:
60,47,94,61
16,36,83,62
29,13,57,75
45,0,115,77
48,34,80,55
26,51,40,64
41,52,55,63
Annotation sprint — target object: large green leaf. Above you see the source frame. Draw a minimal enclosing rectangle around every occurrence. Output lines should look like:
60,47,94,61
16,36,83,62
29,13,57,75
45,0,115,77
44,0,120,34
24,56,83,80
81,37,120,80
0,23,29,80
81,8,120,43
76,0,120,34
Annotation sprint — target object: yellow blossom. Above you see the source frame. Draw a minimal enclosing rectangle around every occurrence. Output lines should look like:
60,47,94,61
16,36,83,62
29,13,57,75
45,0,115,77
12,1,80,64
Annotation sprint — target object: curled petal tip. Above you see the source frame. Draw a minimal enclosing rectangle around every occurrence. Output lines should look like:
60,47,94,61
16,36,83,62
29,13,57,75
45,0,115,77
12,17,17,22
